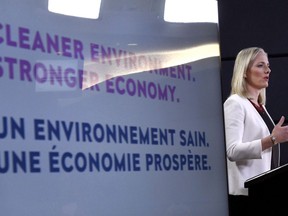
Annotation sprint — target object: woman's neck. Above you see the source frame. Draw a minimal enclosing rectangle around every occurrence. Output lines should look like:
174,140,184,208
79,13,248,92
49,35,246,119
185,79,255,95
246,91,260,105
246,86,261,102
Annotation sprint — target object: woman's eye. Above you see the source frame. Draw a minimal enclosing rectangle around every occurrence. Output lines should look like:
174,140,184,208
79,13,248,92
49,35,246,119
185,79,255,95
256,64,270,69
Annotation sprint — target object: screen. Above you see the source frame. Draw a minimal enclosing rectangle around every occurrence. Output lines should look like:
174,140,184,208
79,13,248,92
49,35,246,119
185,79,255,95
0,0,229,215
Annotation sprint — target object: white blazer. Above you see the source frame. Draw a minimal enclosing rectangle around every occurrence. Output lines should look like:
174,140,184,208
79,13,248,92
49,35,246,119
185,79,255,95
224,94,272,195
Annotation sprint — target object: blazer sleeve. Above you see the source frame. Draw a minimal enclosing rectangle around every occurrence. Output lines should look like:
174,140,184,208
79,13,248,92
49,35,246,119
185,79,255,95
224,96,264,161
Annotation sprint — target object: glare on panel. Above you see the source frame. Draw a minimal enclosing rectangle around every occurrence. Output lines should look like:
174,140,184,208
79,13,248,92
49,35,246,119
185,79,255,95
48,0,101,19
164,0,218,23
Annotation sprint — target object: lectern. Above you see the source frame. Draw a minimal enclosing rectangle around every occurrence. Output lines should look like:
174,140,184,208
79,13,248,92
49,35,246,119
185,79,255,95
244,163,288,214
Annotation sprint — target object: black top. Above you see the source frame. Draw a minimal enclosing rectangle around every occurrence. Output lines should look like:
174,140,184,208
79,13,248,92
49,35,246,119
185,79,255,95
248,99,279,169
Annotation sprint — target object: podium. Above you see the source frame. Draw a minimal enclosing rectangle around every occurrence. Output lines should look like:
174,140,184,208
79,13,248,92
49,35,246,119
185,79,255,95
244,163,288,214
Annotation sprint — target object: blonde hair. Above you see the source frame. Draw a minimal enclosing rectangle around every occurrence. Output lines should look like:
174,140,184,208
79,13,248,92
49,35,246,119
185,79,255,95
230,47,267,105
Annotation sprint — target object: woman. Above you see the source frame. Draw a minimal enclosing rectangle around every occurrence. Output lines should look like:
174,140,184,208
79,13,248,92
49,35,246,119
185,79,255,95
224,47,288,215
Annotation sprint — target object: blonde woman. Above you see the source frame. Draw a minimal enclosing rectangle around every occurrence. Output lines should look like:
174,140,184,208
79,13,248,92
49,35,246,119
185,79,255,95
224,47,288,215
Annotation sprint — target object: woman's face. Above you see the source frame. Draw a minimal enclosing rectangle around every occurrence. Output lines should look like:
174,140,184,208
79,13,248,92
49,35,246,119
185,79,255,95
245,51,271,90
